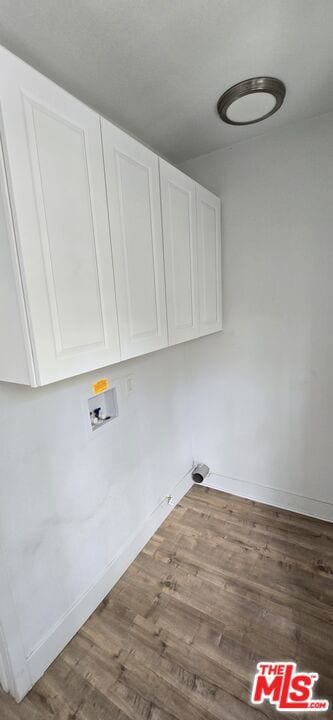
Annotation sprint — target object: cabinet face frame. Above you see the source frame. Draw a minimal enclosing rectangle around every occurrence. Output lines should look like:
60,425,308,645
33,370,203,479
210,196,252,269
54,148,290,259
0,48,120,385
0,128,36,386
159,159,200,345
101,120,168,360
196,183,222,336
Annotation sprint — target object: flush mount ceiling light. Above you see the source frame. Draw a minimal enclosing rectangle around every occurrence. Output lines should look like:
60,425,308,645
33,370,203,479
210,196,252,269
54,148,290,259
217,77,286,126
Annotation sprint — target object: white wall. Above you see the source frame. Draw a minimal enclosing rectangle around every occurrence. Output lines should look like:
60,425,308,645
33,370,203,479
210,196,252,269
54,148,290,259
181,112,333,519
3,109,333,701
0,344,193,696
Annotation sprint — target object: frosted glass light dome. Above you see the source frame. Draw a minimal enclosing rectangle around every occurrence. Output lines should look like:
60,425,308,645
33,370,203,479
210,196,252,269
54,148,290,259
226,92,276,123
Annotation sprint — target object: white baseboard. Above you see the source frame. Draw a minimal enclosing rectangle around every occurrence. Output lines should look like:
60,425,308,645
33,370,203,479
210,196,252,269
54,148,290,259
21,470,193,699
0,557,33,702
203,472,333,523
0,625,10,694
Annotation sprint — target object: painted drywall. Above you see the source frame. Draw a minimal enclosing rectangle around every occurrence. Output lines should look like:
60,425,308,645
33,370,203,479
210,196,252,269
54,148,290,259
3,109,333,700
0,343,192,689
181,112,333,513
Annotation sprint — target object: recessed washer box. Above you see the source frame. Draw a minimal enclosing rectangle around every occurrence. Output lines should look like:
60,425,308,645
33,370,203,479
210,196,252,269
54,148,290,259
88,387,118,431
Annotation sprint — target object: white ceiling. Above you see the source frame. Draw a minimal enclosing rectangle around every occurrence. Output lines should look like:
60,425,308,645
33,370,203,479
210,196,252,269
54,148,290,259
1,0,333,162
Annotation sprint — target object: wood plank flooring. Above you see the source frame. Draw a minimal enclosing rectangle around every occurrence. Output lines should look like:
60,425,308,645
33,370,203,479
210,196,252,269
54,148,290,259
1,485,333,719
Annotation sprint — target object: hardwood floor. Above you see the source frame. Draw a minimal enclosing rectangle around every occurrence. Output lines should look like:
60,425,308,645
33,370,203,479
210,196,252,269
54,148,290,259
1,485,333,719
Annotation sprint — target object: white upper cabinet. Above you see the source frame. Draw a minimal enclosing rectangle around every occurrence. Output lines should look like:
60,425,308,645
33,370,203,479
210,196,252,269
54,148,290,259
0,45,222,386
101,120,168,360
196,184,222,335
159,159,200,345
0,47,120,385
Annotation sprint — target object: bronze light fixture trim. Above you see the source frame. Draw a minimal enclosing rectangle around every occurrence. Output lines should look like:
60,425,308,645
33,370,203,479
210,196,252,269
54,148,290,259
217,77,286,126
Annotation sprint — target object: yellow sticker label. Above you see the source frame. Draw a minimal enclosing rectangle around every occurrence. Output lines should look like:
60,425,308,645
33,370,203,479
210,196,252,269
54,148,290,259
93,378,109,395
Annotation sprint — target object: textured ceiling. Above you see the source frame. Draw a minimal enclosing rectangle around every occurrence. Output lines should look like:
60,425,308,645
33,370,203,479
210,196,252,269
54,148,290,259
1,0,333,162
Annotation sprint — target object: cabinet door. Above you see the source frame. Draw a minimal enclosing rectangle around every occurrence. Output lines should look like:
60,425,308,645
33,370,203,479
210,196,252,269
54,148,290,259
159,160,199,344
196,184,222,335
101,120,168,359
0,48,120,384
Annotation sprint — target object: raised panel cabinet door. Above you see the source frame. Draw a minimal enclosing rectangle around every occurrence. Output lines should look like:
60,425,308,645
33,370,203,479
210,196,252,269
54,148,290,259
101,120,168,359
196,184,222,335
0,47,120,384
159,160,199,344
